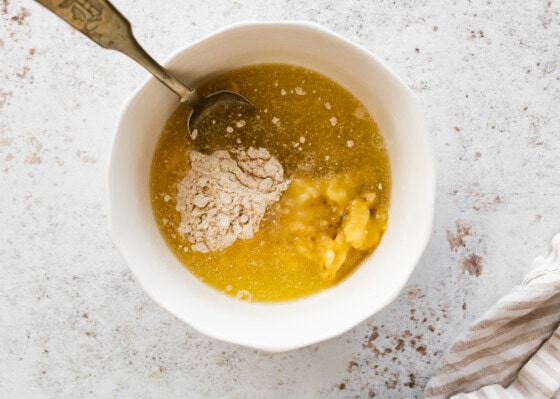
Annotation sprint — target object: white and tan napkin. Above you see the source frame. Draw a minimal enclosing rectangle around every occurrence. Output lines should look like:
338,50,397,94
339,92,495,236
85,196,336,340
424,234,560,399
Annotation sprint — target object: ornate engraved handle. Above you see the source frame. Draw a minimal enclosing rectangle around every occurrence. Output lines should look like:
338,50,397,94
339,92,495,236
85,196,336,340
35,0,200,104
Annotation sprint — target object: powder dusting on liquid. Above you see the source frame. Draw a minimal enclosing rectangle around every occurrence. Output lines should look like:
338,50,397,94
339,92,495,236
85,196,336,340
176,147,289,253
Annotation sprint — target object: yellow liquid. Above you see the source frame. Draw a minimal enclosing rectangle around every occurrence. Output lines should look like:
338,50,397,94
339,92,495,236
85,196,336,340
150,64,391,301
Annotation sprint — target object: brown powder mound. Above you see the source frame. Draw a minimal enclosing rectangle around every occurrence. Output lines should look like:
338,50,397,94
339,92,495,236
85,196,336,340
176,147,289,253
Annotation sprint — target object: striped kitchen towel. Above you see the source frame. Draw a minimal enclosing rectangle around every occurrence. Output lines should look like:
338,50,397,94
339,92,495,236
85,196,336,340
424,234,560,399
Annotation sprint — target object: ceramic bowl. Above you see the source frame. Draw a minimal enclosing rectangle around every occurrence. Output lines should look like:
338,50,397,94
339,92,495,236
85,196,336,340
108,21,435,352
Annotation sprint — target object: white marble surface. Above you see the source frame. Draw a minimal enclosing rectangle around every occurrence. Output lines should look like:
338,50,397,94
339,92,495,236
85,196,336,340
1,0,559,397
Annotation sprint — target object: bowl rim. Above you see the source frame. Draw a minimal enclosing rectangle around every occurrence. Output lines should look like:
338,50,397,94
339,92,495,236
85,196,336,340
108,20,436,352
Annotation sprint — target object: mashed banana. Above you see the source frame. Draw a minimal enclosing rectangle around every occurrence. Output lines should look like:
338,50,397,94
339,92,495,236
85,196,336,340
278,172,387,280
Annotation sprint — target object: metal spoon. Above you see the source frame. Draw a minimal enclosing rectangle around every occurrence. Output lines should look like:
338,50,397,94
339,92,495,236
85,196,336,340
35,0,253,136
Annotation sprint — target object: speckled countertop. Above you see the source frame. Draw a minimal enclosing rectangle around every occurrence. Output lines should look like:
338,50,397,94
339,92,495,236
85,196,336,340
1,0,559,398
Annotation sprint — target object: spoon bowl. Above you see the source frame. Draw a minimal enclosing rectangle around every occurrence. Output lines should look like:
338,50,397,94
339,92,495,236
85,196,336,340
188,90,254,143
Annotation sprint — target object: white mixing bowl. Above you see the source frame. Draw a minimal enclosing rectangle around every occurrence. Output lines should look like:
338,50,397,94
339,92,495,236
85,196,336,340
108,21,435,352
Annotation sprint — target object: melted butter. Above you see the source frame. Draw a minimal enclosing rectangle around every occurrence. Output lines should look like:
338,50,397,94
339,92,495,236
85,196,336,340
150,64,391,302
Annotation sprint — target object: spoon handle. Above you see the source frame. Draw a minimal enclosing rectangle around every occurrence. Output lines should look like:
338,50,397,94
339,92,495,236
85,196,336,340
35,0,201,105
